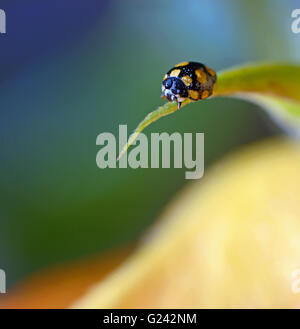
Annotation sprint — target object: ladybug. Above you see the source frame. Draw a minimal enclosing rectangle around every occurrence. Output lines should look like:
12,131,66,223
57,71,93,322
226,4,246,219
161,61,217,109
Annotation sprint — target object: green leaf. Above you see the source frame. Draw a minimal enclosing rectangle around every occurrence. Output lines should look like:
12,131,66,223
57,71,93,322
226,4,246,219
118,63,300,160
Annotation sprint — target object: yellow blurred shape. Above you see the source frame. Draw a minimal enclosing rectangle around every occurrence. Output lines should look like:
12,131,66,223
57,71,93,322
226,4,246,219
0,248,132,309
74,138,300,308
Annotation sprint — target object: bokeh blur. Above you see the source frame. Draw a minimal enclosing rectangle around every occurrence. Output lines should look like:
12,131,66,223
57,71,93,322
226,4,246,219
0,0,300,288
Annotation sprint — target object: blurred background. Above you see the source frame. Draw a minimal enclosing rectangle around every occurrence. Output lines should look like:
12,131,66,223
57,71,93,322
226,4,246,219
0,0,300,288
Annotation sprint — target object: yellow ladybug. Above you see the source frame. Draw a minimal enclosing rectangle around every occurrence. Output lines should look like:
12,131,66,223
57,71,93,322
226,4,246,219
161,61,217,109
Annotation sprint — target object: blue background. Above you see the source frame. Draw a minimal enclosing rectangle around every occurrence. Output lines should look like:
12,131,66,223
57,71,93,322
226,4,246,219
0,0,299,286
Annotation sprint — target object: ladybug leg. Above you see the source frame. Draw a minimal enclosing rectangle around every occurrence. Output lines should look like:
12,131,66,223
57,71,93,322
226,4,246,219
177,101,182,110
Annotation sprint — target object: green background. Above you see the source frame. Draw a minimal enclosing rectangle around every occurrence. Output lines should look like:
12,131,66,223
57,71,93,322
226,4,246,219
0,0,299,286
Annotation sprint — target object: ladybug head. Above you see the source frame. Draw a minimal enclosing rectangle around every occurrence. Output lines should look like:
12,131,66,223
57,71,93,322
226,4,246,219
161,77,188,104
